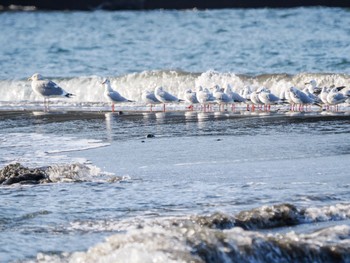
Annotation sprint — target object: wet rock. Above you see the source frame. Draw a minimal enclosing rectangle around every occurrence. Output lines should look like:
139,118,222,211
0,163,50,185
235,203,301,230
191,212,235,230
146,134,155,138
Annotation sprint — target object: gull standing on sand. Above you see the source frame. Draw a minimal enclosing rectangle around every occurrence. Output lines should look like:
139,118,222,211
241,86,253,111
326,87,350,110
257,87,283,110
319,87,330,107
250,87,264,111
226,84,246,103
141,90,161,112
305,80,321,94
28,73,74,110
184,89,199,111
196,86,215,112
102,79,132,112
290,86,320,111
154,86,182,112
212,85,232,111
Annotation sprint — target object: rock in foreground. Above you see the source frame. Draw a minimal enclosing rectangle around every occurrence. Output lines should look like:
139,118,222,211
0,163,50,185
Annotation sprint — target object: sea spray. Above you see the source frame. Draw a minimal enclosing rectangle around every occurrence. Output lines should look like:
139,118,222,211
1,71,349,107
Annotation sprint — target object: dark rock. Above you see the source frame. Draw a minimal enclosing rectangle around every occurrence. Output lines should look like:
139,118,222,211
0,163,49,185
1,0,349,11
235,203,301,230
146,134,155,138
192,212,235,230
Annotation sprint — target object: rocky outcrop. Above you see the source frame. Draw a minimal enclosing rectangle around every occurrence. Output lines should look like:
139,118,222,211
0,163,50,185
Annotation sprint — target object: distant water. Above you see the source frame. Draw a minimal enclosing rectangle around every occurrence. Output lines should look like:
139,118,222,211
1,7,350,263
1,7,350,80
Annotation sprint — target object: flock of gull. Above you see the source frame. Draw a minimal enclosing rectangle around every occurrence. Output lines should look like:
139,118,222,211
28,73,350,112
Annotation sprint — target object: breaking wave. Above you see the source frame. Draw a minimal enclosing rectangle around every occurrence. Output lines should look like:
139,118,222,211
1,71,349,110
0,162,128,185
26,203,350,263
0,132,109,167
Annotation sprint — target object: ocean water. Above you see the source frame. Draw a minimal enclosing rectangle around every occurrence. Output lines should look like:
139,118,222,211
0,7,350,263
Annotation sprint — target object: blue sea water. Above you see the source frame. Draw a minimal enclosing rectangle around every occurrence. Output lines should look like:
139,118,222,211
1,7,350,80
0,7,350,263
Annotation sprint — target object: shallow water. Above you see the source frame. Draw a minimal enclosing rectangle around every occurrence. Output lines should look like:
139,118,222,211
0,111,350,262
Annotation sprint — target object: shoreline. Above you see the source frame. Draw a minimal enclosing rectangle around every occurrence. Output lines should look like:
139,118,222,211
1,108,350,119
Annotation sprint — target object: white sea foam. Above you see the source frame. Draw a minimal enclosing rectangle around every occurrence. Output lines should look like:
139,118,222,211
0,132,109,167
29,218,350,263
1,71,349,110
304,203,350,222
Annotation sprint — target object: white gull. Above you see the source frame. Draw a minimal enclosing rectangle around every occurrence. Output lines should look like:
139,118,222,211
257,87,283,110
212,85,232,111
327,87,349,109
184,89,199,110
102,79,132,112
141,90,161,112
28,73,74,110
154,86,182,112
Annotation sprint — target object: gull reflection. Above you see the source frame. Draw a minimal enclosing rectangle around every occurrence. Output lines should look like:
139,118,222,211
104,113,113,142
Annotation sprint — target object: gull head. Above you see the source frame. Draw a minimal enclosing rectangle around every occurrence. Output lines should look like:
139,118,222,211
212,85,221,92
155,87,164,93
196,86,203,92
28,73,43,81
101,79,110,85
288,87,296,94
309,80,317,87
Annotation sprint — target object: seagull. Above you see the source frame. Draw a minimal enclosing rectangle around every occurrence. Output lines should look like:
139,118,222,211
279,86,294,110
241,86,253,111
226,84,246,103
290,86,320,111
154,86,182,112
305,80,321,94
141,90,161,112
319,87,330,106
326,87,350,110
28,73,73,110
196,86,215,112
212,85,232,111
102,79,132,112
257,87,283,110
225,84,246,111
184,89,199,111
303,87,322,105
250,87,265,111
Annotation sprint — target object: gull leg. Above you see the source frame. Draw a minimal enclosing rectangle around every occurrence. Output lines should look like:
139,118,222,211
112,103,115,112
